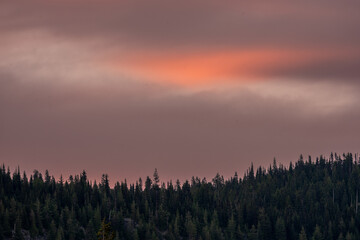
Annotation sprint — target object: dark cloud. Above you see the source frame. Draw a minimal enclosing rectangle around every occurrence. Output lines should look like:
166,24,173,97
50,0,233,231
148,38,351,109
1,0,360,49
271,57,360,81
244,51,360,82
2,0,360,83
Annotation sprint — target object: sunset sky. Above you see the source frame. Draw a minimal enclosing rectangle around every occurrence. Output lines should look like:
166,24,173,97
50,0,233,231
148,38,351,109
1,0,360,183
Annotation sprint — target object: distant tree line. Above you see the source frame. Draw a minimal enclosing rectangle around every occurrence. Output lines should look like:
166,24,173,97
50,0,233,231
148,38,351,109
1,153,360,240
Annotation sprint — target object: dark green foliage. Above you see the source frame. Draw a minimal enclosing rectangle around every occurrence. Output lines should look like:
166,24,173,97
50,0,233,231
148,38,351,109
338,233,345,240
2,209,11,237
248,225,258,240
48,220,57,240
56,226,64,240
299,227,308,240
257,208,272,240
226,214,236,240
1,153,360,239
86,220,97,240
97,219,115,240
275,217,286,240
312,225,323,240
14,215,24,240
185,212,197,240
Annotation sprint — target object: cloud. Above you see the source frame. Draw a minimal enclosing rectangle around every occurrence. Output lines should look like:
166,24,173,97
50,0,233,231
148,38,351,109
2,0,360,86
108,47,360,86
1,0,360,182
2,0,359,47
1,74,359,182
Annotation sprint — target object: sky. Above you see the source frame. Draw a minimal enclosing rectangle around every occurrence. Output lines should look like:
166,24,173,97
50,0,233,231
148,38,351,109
1,0,360,184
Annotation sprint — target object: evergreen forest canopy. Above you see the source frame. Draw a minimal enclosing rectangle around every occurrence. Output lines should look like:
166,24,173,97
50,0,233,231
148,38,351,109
1,153,360,240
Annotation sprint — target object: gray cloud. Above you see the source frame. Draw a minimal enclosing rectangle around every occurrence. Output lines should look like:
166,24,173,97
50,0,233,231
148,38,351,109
2,0,360,83
1,75,359,183
245,53,360,82
1,0,360,49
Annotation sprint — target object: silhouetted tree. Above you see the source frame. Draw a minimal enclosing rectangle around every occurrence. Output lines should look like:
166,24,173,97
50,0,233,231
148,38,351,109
1,153,360,239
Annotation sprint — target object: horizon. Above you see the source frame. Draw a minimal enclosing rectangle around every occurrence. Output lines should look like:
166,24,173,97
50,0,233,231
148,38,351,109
2,152,359,185
1,0,360,183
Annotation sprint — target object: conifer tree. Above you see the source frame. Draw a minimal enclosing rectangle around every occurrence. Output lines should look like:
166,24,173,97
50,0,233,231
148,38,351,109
29,209,39,238
48,220,57,240
2,210,11,237
202,226,211,240
1,153,360,240
248,225,258,240
227,214,236,240
299,227,308,240
56,226,64,240
257,208,272,240
312,225,323,240
275,217,286,240
185,212,197,240
97,219,115,240
153,169,160,187
86,220,97,240
13,216,24,240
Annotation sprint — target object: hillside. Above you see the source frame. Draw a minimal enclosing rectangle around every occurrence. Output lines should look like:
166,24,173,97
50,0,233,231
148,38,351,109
1,153,360,240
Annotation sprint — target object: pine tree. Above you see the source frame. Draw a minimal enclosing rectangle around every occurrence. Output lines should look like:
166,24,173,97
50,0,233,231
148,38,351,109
151,231,159,240
97,219,115,240
257,208,272,240
202,226,211,240
345,232,354,240
338,233,345,240
13,216,24,240
299,227,307,240
275,217,286,240
185,212,197,240
3,210,11,237
48,220,57,240
227,214,236,240
210,211,222,240
133,229,139,240
86,220,97,240
94,207,102,230
55,226,64,240
248,225,258,240
153,169,160,187
173,213,180,239
29,209,39,238
157,204,169,231
312,225,323,240
114,231,120,240
327,221,333,240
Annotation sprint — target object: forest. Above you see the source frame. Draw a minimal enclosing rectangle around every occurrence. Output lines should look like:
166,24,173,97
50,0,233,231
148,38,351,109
1,153,360,240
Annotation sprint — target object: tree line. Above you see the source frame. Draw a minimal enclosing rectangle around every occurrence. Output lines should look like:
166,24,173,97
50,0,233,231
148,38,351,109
1,153,360,240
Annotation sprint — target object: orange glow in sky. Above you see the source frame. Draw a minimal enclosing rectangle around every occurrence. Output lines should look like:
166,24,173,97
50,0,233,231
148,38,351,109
107,48,351,87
